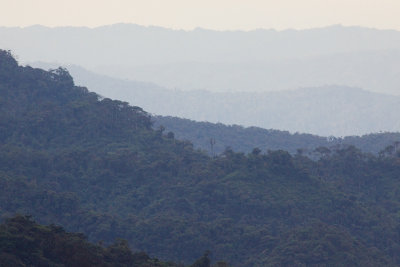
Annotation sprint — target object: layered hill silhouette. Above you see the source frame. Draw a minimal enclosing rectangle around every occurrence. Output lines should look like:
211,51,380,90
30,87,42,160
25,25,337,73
94,49,400,95
3,24,400,95
154,116,400,155
4,24,400,66
2,50,400,266
30,62,400,136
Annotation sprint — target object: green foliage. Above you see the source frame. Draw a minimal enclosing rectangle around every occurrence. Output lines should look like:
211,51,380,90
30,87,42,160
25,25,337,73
154,116,400,155
0,215,181,267
260,222,393,266
2,50,400,266
190,251,211,267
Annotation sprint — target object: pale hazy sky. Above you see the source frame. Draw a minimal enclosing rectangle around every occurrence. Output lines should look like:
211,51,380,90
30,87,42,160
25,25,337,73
2,0,400,31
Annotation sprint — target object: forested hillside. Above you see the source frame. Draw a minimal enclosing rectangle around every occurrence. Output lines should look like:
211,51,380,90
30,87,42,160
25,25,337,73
154,116,400,155
30,62,400,137
2,50,400,266
0,215,182,267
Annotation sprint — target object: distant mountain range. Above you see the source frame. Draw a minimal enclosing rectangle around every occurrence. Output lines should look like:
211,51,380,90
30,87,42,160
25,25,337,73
93,49,400,95
28,62,400,136
2,24,400,95
4,24,400,66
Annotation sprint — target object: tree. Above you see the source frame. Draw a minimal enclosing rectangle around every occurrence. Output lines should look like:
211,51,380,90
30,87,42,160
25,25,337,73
190,251,211,267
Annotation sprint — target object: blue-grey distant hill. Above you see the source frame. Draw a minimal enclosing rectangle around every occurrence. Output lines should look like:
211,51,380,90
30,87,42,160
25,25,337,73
153,116,400,156
29,62,400,138
93,49,400,95
2,24,400,94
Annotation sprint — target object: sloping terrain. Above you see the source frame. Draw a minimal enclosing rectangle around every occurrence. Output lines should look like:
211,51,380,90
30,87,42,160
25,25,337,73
3,24,400,95
0,215,181,267
27,62,400,136
154,116,400,155
1,50,400,266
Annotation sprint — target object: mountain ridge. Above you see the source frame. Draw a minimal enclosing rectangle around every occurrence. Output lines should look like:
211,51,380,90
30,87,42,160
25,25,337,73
3,50,400,266
154,116,400,155
3,23,400,66
29,62,400,136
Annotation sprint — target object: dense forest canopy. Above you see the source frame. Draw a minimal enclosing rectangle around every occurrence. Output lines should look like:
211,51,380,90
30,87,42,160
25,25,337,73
1,49,400,266
154,116,400,155
0,215,183,267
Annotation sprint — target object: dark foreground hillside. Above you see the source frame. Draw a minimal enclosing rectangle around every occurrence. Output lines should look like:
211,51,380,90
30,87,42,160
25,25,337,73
0,215,181,267
1,50,400,266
